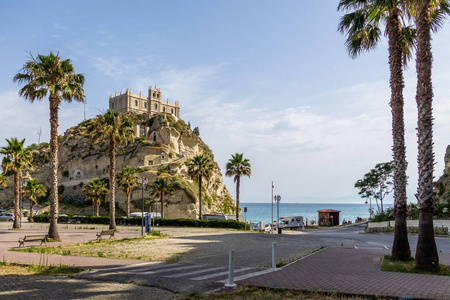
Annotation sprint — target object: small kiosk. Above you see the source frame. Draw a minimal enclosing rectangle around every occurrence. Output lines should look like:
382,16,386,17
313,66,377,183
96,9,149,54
317,209,340,226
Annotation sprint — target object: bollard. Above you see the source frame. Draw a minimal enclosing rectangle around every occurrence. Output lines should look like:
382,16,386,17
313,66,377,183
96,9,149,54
225,250,236,287
272,242,276,269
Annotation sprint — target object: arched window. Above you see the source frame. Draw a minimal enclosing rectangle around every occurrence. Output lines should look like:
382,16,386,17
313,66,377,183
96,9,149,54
154,103,157,110
171,108,174,114
144,102,147,109
163,107,166,113
135,100,138,106
111,103,115,109
153,92,156,98
153,133,157,142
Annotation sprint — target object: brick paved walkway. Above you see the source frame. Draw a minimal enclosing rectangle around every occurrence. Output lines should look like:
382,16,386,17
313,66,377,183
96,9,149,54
1,223,449,299
242,247,450,300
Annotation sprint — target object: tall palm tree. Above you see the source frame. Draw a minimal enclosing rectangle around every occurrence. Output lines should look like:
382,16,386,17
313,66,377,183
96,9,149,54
83,178,109,217
14,52,85,239
414,0,450,271
149,177,174,218
187,154,215,220
22,179,46,222
117,166,139,218
0,138,33,228
88,110,135,229
225,153,251,221
338,0,416,260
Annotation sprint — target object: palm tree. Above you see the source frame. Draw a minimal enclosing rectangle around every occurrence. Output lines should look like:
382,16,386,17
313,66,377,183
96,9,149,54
14,52,85,239
88,110,135,229
0,138,33,228
338,0,416,260
414,0,450,271
117,166,139,218
83,178,109,217
149,177,174,218
225,153,251,221
187,154,215,219
22,179,46,222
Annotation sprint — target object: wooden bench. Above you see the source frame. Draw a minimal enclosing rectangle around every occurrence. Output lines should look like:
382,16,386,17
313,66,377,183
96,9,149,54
18,235,48,248
96,229,116,240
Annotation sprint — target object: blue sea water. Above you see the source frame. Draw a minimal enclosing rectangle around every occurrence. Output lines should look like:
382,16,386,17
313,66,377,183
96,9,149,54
241,202,393,225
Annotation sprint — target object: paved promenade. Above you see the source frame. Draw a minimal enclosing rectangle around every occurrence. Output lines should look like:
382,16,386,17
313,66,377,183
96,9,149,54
0,222,449,299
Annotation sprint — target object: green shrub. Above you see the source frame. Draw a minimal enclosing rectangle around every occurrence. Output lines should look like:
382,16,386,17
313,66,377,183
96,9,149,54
32,215,246,229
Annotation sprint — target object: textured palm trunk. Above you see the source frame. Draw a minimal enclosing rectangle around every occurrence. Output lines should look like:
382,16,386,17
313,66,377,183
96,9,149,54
95,200,99,217
109,134,117,229
235,177,240,221
13,170,20,229
198,176,202,220
415,0,439,271
387,12,411,260
29,200,35,222
161,192,165,219
126,192,131,218
48,95,60,239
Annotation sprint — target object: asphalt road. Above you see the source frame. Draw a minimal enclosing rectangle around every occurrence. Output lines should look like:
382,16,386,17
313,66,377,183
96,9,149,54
303,223,450,253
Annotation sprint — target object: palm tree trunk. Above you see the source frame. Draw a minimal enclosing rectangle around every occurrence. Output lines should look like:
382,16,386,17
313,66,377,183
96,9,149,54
126,192,131,218
235,176,240,221
96,200,99,217
13,170,20,229
109,134,117,230
48,95,60,239
29,201,34,222
388,10,411,259
415,0,439,271
198,176,202,220
161,192,164,219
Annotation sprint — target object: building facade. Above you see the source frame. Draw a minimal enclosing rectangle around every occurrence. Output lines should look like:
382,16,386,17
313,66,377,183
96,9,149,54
109,86,180,119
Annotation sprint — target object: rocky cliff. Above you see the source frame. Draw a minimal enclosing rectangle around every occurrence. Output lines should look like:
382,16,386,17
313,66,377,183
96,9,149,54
0,114,236,218
434,145,450,205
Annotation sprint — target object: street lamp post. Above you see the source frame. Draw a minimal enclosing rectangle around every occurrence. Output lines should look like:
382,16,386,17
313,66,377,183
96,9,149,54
138,177,148,236
271,181,274,234
274,195,281,234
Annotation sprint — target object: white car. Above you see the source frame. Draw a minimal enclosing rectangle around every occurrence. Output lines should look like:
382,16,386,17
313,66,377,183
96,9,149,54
0,212,14,222
264,224,276,233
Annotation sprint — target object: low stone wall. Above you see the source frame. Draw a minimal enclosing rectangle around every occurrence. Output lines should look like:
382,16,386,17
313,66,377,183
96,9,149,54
367,220,450,228
367,220,449,236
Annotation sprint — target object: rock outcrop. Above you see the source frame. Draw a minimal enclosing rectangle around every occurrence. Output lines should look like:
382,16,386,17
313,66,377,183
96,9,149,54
0,114,235,218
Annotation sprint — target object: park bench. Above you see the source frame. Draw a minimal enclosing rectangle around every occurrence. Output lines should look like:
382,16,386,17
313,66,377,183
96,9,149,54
96,229,116,240
18,235,48,248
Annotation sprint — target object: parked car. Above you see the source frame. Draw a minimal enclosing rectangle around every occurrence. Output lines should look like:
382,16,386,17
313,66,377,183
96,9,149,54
264,224,276,233
47,212,68,217
0,212,14,222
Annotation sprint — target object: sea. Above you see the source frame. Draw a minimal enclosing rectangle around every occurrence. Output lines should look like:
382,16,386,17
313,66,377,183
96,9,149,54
241,202,394,225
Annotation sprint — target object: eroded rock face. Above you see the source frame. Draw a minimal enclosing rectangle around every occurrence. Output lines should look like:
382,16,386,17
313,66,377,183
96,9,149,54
434,145,450,204
0,115,235,218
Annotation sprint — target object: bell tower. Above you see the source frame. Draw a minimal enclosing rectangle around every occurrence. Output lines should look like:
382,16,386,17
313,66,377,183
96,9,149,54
148,85,161,115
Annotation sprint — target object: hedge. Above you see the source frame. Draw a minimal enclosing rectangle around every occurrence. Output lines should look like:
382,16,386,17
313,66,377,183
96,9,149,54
32,215,246,229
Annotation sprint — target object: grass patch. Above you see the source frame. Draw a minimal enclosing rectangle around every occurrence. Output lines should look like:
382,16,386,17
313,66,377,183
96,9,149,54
381,255,450,276
10,234,182,261
182,285,388,300
0,260,84,276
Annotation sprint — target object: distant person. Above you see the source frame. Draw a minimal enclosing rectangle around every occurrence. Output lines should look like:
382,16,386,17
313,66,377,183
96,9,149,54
302,222,305,231
343,218,346,224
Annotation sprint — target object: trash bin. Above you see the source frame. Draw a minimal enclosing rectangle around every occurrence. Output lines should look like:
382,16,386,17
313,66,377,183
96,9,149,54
278,227,282,234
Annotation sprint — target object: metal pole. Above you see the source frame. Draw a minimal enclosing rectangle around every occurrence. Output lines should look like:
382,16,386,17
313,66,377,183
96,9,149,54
19,181,22,228
271,181,274,234
277,196,280,233
141,181,144,236
224,250,236,287
272,242,276,269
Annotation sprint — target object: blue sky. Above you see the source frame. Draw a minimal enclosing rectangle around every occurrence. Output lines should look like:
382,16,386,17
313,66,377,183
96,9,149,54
1,1,450,204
